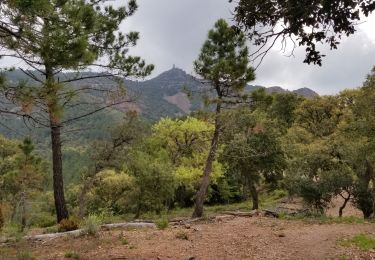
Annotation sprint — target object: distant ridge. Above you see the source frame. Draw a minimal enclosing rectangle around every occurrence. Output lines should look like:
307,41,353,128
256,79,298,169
2,67,319,120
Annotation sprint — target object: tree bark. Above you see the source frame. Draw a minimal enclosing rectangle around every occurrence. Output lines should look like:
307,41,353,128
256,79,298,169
0,203,3,231
249,183,259,210
51,124,69,222
339,193,350,217
192,103,221,218
20,191,26,232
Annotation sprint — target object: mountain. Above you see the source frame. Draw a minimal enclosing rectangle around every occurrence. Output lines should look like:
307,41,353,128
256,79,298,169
0,67,318,139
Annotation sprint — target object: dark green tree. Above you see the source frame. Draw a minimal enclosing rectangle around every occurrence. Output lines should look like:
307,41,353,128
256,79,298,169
231,0,375,65
192,19,255,217
222,109,285,209
0,0,153,222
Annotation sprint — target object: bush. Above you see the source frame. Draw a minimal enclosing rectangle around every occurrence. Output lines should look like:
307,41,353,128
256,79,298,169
58,217,80,233
175,231,189,240
352,183,374,219
64,251,81,259
17,251,36,260
29,213,56,228
155,217,169,230
81,214,102,236
1,223,24,240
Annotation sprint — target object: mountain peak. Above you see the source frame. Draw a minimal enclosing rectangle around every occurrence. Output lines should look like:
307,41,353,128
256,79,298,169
153,66,190,83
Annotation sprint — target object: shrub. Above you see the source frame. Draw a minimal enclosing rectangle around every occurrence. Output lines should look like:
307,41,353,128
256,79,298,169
29,213,56,228
64,251,81,259
17,251,36,260
58,217,80,233
175,231,189,240
1,223,24,241
155,217,169,230
81,214,102,236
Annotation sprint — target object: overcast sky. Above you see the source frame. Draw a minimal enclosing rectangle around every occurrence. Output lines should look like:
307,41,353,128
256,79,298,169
1,0,374,95
124,0,375,95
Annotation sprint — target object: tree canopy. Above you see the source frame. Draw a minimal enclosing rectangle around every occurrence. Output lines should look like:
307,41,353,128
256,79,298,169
231,0,375,66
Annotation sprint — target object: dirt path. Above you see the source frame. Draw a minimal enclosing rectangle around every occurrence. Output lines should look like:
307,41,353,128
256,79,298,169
3,217,375,260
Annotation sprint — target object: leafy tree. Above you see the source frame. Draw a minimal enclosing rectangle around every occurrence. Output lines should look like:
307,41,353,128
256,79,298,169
231,0,375,65
269,92,304,128
85,169,134,215
192,19,255,217
295,96,343,137
343,67,375,218
0,137,46,229
222,108,285,209
78,114,148,217
152,117,224,207
0,0,153,222
126,142,175,217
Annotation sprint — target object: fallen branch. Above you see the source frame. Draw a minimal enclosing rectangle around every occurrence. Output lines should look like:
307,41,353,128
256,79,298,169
23,222,156,242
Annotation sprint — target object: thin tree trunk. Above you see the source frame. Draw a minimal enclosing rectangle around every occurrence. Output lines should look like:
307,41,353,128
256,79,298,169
0,203,4,231
192,103,221,218
51,124,69,222
242,177,250,201
20,191,26,232
249,183,259,210
339,194,350,218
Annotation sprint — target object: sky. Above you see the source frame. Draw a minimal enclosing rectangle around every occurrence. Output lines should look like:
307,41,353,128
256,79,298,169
1,0,374,95
123,0,375,95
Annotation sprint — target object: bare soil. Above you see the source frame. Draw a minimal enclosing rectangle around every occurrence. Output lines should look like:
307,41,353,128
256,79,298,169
2,216,375,260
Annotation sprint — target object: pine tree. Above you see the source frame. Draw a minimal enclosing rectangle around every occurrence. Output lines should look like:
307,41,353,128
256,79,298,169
0,0,153,222
192,19,255,217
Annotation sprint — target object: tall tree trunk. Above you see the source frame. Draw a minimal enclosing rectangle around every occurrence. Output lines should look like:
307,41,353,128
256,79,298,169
249,183,259,210
45,66,69,223
51,124,69,222
192,103,221,218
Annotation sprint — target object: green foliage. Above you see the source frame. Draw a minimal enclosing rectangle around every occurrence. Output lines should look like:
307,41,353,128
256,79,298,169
17,251,36,260
81,214,102,236
64,251,81,260
194,19,255,103
175,231,189,240
58,217,80,233
339,234,375,251
232,0,375,65
155,217,169,230
87,170,135,215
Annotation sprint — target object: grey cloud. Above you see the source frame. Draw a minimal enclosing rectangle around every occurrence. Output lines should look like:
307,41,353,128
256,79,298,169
253,31,375,95
123,0,375,95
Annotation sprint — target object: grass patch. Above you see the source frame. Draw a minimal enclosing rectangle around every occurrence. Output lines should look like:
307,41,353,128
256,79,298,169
155,217,169,230
338,234,375,251
280,213,365,225
64,250,81,259
81,214,102,236
17,250,36,260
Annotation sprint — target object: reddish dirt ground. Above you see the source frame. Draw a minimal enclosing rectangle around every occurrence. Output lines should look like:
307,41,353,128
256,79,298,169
2,216,375,260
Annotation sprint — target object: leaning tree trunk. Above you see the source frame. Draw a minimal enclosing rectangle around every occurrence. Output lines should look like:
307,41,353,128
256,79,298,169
50,123,69,222
249,182,259,210
339,194,350,218
192,103,221,218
